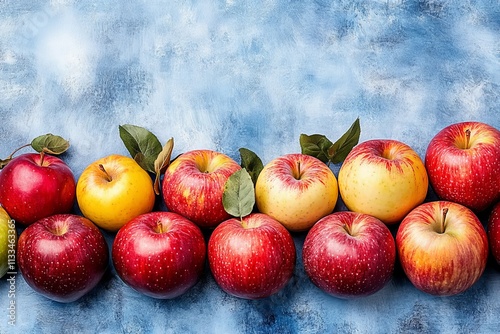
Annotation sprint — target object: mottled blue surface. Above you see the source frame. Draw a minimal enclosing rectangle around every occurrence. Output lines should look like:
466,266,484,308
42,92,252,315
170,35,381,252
1,0,500,333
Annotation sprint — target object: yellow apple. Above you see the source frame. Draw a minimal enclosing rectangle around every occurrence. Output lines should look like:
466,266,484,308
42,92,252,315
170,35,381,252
76,154,155,231
0,206,16,278
338,139,428,224
255,153,338,232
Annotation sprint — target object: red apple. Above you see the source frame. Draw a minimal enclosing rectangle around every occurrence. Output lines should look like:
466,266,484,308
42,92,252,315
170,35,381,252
17,214,109,302
208,213,296,299
0,153,76,226
302,211,395,298
425,121,500,212
162,149,241,228
487,202,500,264
396,201,488,296
112,212,206,299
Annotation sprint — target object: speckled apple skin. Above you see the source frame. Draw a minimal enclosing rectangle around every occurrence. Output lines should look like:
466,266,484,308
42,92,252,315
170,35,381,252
303,211,396,298
162,150,241,228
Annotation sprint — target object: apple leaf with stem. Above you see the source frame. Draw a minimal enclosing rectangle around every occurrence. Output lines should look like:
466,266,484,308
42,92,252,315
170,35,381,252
1,133,70,169
223,168,255,220
238,148,263,185
31,134,70,155
119,124,162,173
300,118,361,166
153,138,174,195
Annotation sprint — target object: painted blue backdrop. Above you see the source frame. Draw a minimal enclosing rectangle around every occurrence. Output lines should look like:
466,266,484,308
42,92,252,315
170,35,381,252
0,0,499,333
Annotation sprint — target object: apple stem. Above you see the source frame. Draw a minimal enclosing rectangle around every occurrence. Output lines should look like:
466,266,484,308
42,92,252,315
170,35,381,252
295,161,302,180
343,224,352,236
465,129,471,149
99,164,113,182
8,143,32,159
440,207,449,234
156,221,164,234
39,151,45,165
1,143,32,169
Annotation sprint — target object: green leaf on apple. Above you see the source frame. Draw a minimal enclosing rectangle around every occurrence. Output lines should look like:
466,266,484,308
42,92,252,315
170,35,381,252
300,118,361,165
299,134,333,164
153,138,174,195
238,148,263,185
329,117,361,164
223,168,255,220
31,134,70,155
119,124,162,173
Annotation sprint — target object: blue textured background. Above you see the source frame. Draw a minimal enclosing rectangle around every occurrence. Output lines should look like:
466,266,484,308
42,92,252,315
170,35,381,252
1,0,499,333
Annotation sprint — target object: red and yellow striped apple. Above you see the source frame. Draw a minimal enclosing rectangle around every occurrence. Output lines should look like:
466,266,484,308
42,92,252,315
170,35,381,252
208,213,296,299
396,201,488,296
112,212,206,299
162,149,241,229
303,211,396,298
338,139,428,225
76,154,155,232
255,154,338,232
425,121,500,212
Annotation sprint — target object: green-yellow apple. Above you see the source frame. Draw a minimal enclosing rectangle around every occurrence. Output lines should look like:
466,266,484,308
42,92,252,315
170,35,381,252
425,121,500,212
162,149,241,228
338,139,428,224
0,206,16,278
255,153,338,232
76,154,155,231
396,201,488,296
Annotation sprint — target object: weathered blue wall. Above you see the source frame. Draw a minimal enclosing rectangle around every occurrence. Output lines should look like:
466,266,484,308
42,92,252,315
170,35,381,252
1,1,499,333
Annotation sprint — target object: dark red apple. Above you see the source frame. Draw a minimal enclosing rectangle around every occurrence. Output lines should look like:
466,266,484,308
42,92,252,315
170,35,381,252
487,202,500,264
208,213,296,299
302,211,396,298
112,212,206,299
17,214,109,302
0,153,76,226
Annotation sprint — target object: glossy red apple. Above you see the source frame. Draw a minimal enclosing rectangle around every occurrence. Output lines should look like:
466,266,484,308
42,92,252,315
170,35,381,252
302,211,395,298
112,212,206,299
0,153,76,226
487,202,500,264
162,149,241,228
17,214,109,302
208,213,296,299
396,201,488,296
425,121,500,212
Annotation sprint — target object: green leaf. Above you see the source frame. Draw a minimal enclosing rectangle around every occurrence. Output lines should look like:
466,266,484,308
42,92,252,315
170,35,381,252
31,134,70,155
153,138,174,195
119,124,162,173
329,118,361,164
299,134,333,164
238,148,263,185
223,168,255,219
